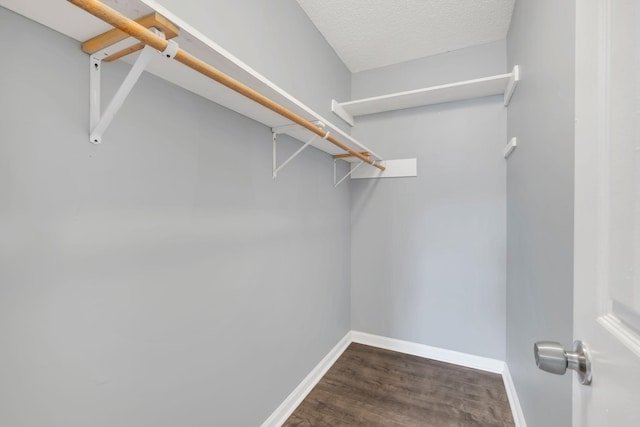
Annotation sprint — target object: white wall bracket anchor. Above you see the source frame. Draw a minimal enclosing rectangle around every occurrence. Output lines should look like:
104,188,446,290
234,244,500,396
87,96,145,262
89,28,170,144
503,66,520,107
504,137,518,159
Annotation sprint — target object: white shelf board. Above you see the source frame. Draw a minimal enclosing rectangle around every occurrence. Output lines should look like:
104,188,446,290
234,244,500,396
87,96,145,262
0,0,382,161
350,159,417,179
332,66,520,124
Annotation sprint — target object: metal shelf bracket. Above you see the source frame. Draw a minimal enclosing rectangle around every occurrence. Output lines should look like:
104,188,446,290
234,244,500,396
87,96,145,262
89,28,170,144
271,121,327,178
334,158,365,187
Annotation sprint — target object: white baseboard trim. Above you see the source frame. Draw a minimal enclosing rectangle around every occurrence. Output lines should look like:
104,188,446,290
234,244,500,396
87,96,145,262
351,331,505,374
502,364,527,427
260,331,352,427
262,330,527,427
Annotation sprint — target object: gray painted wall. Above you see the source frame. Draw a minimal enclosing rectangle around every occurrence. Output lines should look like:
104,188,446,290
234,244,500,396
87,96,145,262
506,0,575,425
0,7,351,426
155,0,351,132
350,41,508,360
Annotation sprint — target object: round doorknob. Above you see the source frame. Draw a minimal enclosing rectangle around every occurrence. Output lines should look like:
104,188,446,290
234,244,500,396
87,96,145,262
533,340,592,385
534,341,568,374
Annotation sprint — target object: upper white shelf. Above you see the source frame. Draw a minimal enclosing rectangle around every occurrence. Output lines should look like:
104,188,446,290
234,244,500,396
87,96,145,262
0,0,382,161
332,66,520,126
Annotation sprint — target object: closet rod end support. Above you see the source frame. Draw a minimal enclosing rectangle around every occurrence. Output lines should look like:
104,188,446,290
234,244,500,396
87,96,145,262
161,39,179,59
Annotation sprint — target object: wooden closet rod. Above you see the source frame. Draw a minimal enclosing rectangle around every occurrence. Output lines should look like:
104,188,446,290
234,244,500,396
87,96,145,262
68,0,385,171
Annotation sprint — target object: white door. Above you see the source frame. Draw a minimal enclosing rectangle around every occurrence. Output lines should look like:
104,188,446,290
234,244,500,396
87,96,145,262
574,0,640,425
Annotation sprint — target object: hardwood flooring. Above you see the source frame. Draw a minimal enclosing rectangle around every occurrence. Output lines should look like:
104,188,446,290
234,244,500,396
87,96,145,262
284,343,514,427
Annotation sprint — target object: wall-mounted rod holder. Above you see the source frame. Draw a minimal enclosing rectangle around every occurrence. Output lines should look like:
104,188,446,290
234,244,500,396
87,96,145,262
91,38,156,143
83,11,180,144
89,28,169,144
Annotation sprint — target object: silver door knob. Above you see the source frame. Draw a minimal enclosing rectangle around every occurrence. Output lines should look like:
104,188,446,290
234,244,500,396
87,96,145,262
534,340,592,385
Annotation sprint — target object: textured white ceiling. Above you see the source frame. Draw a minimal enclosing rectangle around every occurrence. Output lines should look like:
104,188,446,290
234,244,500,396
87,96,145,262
296,0,515,72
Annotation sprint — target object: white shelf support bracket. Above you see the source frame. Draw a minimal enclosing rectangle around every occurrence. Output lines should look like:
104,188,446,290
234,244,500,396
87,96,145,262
504,137,518,159
272,133,318,179
271,121,328,178
504,65,520,106
89,28,169,144
334,159,364,187
331,99,355,126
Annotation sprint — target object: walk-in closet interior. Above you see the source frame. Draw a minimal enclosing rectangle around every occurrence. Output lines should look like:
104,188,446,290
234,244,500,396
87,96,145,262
2,1,639,426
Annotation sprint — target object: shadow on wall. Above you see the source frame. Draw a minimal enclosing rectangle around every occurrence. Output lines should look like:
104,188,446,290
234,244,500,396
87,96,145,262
351,177,382,225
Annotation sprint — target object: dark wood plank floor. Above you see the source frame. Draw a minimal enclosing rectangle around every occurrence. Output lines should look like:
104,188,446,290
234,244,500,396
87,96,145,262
284,343,514,427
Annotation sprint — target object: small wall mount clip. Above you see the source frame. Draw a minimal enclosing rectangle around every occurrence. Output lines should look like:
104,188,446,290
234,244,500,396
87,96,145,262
161,39,179,59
